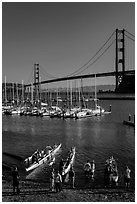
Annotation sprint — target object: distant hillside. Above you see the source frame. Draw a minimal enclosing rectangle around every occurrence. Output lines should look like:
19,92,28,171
83,85,115,92
42,85,115,92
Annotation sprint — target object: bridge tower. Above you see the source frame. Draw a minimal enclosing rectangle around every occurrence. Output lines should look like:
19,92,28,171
34,63,40,102
115,29,125,91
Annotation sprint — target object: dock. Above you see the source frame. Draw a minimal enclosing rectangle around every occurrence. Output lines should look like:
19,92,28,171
123,120,135,127
123,114,135,127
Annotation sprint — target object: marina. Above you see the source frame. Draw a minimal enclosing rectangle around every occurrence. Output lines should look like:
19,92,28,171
2,2,135,202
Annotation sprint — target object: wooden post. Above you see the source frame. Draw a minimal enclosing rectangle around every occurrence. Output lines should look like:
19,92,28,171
109,105,112,112
129,114,131,121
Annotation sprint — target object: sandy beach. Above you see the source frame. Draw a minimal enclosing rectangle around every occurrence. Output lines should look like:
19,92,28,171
2,177,135,202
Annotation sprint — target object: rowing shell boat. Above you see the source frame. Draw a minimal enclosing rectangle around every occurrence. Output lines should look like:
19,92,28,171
25,144,62,172
62,147,76,176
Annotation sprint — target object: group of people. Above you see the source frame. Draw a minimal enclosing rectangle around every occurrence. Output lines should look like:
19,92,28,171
84,157,131,190
25,146,53,167
12,157,131,195
104,156,118,187
49,166,75,192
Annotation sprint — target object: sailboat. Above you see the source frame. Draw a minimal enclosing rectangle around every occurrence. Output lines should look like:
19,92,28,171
63,80,78,118
50,87,62,118
91,74,105,116
75,75,106,119
75,79,92,119
3,76,13,115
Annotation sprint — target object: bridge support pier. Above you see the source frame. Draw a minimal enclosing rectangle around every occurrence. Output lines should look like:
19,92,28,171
115,29,125,91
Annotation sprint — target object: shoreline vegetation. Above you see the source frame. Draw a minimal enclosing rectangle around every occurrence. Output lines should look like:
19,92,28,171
2,177,135,202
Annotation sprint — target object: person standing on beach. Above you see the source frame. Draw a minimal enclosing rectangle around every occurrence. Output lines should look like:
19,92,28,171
84,160,91,178
124,166,131,190
55,171,62,192
91,160,95,180
69,166,75,189
12,166,20,195
49,168,55,192
59,159,64,175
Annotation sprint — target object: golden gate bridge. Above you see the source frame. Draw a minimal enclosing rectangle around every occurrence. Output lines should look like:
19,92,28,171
3,28,135,103
25,28,135,91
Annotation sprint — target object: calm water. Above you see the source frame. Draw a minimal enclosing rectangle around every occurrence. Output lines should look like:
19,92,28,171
2,100,135,188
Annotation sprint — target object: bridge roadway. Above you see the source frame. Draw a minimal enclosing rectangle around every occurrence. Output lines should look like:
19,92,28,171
25,70,135,87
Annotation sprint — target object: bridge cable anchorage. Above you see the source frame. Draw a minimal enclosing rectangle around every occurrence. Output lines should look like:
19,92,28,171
74,38,116,76
63,30,116,78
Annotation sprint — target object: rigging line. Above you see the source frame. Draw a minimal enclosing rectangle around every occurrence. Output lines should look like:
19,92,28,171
75,38,116,76
64,30,116,77
125,30,135,38
125,34,135,42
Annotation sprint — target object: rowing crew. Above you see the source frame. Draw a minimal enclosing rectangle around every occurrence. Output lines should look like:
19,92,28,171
24,145,56,167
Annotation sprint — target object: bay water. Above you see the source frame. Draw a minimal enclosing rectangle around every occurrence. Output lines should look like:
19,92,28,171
2,100,135,188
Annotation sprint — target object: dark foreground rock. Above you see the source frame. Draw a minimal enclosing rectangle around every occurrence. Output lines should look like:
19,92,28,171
2,179,135,202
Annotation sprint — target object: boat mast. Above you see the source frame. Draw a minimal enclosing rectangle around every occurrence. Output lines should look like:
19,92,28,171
31,82,33,105
22,80,24,105
68,80,71,109
39,76,41,107
78,79,81,108
94,74,97,107
16,82,18,106
56,86,58,107
50,88,52,107
66,80,68,109
12,82,14,105
70,80,73,109
47,83,49,106
81,78,86,108
5,76,7,106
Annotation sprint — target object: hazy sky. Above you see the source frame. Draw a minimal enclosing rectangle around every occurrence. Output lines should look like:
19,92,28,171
2,2,135,86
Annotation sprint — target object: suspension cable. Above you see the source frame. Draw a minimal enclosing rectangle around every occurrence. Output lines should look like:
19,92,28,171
26,66,34,84
39,65,56,79
125,34,135,42
73,38,116,76
125,29,135,38
64,30,116,77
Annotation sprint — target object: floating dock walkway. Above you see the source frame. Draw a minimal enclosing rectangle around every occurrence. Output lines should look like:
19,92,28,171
123,114,135,127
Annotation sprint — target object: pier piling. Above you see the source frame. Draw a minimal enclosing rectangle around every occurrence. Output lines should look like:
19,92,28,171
123,114,135,127
109,105,112,112
129,114,131,122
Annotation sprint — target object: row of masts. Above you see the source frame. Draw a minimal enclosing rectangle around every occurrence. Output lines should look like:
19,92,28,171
4,76,24,105
3,74,98,109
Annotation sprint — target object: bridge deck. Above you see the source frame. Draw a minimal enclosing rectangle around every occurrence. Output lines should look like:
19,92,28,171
25,70,135,87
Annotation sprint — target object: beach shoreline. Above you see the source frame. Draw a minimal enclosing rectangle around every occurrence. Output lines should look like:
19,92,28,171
2,177,135,202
